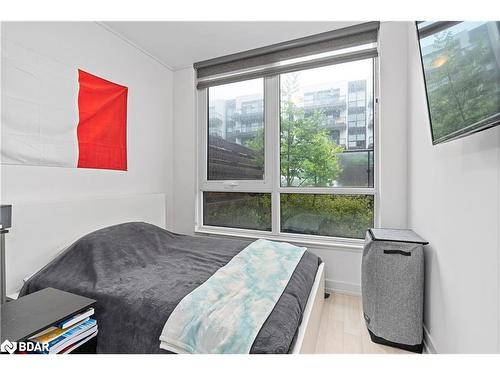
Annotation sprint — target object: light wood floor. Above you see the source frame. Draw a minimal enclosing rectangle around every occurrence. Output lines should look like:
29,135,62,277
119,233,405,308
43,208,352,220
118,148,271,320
315,292,412,354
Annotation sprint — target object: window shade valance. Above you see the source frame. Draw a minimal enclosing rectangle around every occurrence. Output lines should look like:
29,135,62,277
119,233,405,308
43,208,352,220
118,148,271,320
194,21,380,89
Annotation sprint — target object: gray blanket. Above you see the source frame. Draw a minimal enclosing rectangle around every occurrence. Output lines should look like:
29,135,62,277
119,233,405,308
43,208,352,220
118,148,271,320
19,222,320,353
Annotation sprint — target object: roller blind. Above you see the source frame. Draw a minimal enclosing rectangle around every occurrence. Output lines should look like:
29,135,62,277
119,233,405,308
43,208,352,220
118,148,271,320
195,21,380,89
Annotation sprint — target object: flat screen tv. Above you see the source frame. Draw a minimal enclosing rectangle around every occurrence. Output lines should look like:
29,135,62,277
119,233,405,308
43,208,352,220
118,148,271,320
416,21,500,144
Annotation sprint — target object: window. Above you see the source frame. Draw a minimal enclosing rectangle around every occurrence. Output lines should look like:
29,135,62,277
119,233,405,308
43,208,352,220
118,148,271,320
207,79,264,180
281,194,374,239
280,61,374,188
203,192,271,231
197,24,379,242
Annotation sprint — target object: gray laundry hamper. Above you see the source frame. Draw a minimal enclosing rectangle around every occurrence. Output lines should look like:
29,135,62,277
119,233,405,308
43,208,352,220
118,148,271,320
362,228,428,353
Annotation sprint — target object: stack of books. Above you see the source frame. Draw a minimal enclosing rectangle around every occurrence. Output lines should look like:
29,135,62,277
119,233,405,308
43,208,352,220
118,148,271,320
29,308,97,354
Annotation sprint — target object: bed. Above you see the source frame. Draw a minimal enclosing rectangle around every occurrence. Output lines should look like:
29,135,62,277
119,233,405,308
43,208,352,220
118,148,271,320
19,222,324,354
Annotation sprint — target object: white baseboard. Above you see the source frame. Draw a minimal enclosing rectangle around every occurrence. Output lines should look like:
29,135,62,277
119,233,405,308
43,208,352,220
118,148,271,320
423,325,437,354
325,279,361,296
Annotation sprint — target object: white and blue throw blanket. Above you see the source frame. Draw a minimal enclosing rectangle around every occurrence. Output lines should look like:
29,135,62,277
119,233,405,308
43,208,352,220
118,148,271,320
159,239,306,354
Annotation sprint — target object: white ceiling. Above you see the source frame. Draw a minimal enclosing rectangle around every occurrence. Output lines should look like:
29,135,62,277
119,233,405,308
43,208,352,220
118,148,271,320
101,21,360,70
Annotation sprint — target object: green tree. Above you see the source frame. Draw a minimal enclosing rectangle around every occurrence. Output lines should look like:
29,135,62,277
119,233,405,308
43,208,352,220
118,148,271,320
280,74,344,187
245,128,264,171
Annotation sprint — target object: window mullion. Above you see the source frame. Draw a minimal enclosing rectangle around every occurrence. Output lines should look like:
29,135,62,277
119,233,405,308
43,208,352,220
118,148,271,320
373,56,381,227
264,75,280,235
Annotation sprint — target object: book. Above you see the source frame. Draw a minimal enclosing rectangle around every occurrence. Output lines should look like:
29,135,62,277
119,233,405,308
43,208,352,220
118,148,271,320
57,308,95,329
59,331,98,354
51,326,98,354
30,317,91,344
40,319,97,354
29,326,60,341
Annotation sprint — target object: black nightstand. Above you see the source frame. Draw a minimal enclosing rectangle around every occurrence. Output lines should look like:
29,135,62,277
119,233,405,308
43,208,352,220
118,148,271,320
1,287,97,354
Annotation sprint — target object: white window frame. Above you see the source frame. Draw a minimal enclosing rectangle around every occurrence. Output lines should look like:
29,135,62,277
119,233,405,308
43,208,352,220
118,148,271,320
198,78,274,192
195,57,380,250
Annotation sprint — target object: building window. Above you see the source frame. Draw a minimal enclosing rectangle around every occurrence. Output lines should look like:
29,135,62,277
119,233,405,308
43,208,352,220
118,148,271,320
199,58,377,241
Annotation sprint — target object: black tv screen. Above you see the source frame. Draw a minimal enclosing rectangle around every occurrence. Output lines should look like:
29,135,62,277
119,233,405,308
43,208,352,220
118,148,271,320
416,21,500,144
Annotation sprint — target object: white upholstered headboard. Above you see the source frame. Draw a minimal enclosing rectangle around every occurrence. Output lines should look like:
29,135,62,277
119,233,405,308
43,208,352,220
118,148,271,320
5,193,166,295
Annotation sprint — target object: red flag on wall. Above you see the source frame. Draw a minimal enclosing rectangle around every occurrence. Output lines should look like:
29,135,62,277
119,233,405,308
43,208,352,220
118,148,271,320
77,69,128,171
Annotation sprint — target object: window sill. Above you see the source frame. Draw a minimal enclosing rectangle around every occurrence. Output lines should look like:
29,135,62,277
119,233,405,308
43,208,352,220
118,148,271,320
194,225,364,252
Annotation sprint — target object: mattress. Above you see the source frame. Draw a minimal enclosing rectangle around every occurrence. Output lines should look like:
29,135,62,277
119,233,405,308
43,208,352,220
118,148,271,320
19,222,320,353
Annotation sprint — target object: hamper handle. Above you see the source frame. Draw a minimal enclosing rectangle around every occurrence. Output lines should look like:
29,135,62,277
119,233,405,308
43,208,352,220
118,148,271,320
383,249,411,256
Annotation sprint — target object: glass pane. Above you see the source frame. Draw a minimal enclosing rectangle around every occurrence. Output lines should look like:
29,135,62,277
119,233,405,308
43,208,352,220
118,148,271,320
280,194,374,239
336,150,374,188
418,22,500,143
203,192,271,231
208,79,264,180
280,59,374,188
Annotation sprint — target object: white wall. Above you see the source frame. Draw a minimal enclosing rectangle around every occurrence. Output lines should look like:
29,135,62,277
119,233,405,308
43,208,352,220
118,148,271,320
171,22,410,295
407,25,500,353
172,67,197,235
378,22,409,229
1,22,175,291
1,22,174,219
